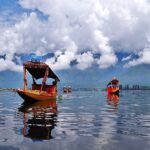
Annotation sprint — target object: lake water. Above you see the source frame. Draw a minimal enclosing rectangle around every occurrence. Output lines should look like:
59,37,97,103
0,89,150,150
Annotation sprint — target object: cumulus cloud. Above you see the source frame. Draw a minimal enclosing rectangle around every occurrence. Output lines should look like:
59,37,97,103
97,53,118,69
76,52,94,70
124,47,150,67
122,55,132,62
0,59,22,72
0,0,150,71
46,51,76,70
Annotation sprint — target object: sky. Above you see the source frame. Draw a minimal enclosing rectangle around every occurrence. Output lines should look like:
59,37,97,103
0,0,150,87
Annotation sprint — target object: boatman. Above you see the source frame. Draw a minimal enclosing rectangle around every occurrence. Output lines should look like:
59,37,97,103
107,77,119,87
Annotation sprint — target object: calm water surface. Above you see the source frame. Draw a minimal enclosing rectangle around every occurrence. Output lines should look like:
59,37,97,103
0,89,150,150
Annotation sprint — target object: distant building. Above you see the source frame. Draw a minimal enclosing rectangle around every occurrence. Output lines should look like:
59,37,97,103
121,84,150,90
125,84,129,90
119,84,123,90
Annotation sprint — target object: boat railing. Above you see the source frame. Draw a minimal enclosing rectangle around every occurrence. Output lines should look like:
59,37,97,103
32,84,56,94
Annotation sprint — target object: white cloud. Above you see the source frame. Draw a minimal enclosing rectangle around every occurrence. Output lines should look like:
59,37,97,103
76,52,94,70
46,51,75,70
0,0,150,71
124,48,150,67
97,53,118,69
122,54,132,62
0,59,22,72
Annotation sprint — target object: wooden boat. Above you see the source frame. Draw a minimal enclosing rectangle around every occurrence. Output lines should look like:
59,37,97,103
107,86,119,95
63,86,72,93
106,77,119,95
17,60,60,101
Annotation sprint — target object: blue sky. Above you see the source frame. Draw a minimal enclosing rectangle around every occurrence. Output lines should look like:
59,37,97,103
0,0,150,87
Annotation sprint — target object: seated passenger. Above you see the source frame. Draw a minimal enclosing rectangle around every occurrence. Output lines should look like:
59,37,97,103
52,80,57,86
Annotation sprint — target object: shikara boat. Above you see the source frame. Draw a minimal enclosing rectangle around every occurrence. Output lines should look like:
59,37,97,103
106,77,119,95
17,60,60,101
63,86,72,93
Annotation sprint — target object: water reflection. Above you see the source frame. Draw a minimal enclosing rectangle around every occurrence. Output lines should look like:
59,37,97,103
107,93,119,112
18,99,57,140
0,90,150,149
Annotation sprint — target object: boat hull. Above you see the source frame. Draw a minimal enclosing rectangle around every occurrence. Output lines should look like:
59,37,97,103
107,87,119,95
17,89,56,101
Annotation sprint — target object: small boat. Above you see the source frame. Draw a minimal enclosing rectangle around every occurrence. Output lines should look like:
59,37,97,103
63,86,72,93
106,77,119,95
17,59,60,101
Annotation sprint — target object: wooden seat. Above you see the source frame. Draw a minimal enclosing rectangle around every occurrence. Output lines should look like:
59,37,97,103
32,84,56,94
32,84,41,90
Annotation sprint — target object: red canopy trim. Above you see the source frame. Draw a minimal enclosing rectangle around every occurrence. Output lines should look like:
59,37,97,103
23,61,60,81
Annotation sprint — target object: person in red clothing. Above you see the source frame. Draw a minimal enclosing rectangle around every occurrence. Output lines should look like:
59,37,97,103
52,80,57,86
107,77,119,87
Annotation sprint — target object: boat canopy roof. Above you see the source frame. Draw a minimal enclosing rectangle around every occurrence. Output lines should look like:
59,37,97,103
23,61,60,81
107,79,119,86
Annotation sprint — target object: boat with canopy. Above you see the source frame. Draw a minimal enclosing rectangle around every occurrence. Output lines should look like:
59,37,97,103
17,59,60,101
106,77,119,95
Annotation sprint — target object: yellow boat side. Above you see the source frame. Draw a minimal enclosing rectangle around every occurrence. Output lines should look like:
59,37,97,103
17,89,56,101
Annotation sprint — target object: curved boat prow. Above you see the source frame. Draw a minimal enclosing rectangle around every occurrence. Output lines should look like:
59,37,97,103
17,89,57,102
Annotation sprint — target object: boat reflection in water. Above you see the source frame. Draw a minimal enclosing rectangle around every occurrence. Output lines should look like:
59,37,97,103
18,99,57,140
107,93,120,108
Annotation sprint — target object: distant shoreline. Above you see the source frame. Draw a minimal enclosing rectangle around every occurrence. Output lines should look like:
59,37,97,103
1,87,150,93
0,88,16,92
